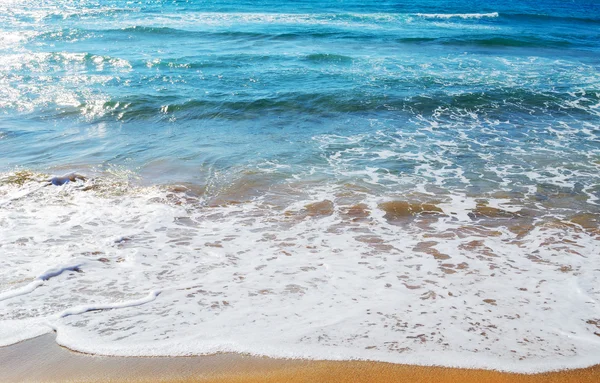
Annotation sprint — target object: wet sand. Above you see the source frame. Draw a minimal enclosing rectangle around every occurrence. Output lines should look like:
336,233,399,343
1,335,600,382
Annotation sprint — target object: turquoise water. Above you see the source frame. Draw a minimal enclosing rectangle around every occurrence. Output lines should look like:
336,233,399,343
1,0,599,193
1,0,600,371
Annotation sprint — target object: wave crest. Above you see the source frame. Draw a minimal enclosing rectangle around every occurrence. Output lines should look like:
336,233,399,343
415,12,499,19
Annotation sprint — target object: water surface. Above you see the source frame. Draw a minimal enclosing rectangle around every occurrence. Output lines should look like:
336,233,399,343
1,0,600,372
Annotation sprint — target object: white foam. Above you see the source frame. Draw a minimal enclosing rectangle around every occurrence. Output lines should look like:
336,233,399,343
0,280,44,302
0,262,85,302
59,290,161,318
415,12,499,19
0,174,599,373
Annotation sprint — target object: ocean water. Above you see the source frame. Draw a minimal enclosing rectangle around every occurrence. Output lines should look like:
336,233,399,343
1,0,600,373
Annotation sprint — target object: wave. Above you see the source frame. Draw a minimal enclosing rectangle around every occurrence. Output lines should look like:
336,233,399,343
33,26,595,52
10,9,600,39
113,27,351,41
34,26,356,44
3,49,598,121
304,53,354,64
117,12,411,28
415,12,499,19
0,170,599,371
87,87,599,122
443,35,574,48
27,11,502,34
396,35,579,48
119,11,501,26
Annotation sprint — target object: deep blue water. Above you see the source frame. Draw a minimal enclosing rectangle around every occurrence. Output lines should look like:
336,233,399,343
1,0,599,200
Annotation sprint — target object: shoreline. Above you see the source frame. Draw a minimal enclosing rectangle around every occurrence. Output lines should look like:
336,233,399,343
2,335,600,383
2,173,600,378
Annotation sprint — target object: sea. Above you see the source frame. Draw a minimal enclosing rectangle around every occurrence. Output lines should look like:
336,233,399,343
1,0,599,373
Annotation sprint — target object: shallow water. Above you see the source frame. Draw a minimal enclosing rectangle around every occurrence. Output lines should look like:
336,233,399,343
1,0,600,373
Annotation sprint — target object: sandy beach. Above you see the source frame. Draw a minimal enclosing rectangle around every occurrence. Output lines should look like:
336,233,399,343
1,335,599,383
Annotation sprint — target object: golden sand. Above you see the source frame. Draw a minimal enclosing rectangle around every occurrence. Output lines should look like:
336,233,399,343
201,364,600,383
2,335,600,383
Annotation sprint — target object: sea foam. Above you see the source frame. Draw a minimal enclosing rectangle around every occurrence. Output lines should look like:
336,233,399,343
0,174,599,373
415,12,500,19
